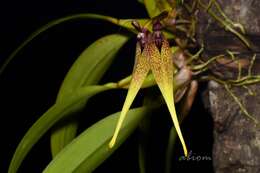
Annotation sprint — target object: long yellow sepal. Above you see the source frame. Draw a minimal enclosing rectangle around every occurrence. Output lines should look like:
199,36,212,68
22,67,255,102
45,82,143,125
145,38,188,157
109,31,188,157
109,43,150,148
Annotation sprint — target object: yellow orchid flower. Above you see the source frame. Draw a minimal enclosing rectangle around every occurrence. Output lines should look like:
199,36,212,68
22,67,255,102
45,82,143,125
109,20,188,157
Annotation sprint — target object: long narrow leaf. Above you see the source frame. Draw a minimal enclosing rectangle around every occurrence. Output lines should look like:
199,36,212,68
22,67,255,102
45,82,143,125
0,13,147,76
144,0,171,18
8,85,114,173
144,0,161,18
44,107,150,173
51,34,128,156
56,34,128,101
50,120,78,158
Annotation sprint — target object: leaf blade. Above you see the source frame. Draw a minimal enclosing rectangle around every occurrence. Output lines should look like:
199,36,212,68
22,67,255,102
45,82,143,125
144,0,161,18
50,120,78,158
0,13,146,76
8,86,117,173
8,85,113,173
144,0,172,18
8,34,129,173
44,107,150,173
56,34,129,101
51,34,128,156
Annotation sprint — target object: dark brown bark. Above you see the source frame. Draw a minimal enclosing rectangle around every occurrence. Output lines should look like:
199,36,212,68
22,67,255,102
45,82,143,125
196,0,260,173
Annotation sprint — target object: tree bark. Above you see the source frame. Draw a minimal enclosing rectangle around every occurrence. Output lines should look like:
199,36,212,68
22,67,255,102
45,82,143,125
196,0,260,173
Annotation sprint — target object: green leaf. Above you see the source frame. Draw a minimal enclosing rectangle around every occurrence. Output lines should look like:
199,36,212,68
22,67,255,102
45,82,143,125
0,13,147,76
8,34,129,173
8,85,114,173
144,0,161,18
51,34,128,157
50,120,78,158
144,0,171,18
57,34,128,101
43,107,150,173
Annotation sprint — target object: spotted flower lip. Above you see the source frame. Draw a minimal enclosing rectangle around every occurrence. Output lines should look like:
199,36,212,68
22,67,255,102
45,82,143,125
109,21,188,157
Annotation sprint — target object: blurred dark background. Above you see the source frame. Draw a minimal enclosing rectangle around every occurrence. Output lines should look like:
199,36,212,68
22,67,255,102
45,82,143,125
0,0,213,172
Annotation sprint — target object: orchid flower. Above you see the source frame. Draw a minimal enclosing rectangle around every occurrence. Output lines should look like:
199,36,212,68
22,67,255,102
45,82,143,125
109,20,188,157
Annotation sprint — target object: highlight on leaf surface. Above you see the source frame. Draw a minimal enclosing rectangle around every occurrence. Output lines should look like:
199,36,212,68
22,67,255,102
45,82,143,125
50,34,129,157
7,34,129,173
109,20,188,157
44,107,150,173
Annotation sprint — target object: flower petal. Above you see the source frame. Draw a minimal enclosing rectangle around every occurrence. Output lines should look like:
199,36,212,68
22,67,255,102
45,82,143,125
109,43,150,148
147,38,188,156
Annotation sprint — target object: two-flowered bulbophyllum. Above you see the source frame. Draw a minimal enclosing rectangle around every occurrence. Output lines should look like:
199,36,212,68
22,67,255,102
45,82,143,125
109,20,188,157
